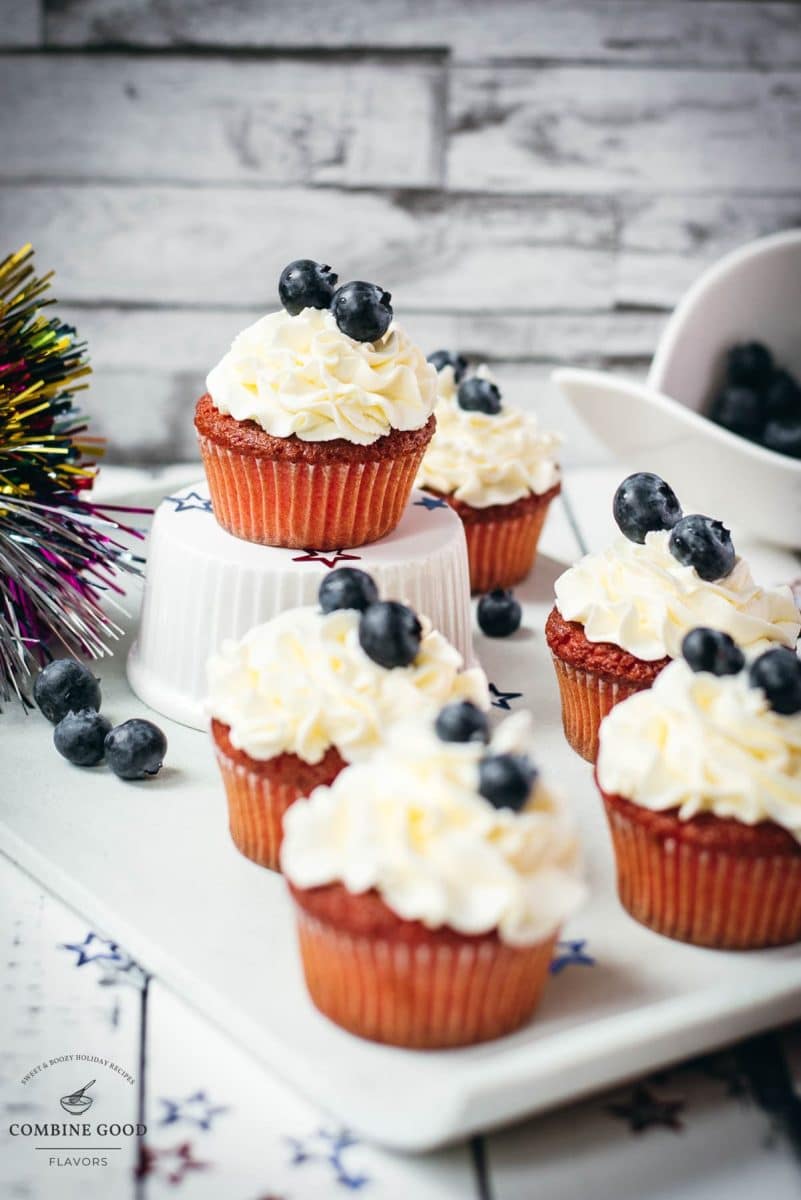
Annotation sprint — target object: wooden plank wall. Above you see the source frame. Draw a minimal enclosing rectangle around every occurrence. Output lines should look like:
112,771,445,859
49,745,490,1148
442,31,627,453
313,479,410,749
2,0,800,464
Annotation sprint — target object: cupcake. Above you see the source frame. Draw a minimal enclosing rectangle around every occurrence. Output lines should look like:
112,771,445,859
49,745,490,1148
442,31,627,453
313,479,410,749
546,473,799,762
206,568,488,870
597,628,801,949
416,353,561,592
196,260,437,549
282,707,585,1047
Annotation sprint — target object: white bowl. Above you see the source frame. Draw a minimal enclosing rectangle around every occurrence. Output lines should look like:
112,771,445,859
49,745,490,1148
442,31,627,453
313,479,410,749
553,229,801,547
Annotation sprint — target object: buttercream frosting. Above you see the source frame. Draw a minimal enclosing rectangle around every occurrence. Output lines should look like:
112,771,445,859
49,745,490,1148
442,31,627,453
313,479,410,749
555,530,799,661
206,606,488,764
206,307,437,445
281,711,585,945
597,658,801,840
416,364,561,507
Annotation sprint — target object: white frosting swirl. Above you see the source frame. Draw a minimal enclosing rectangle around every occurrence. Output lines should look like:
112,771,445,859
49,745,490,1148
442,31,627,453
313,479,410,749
206,606,488,764
416,364,561,507
598,658,801,840
281,712,585,945
206,307,437,445
555,530,799,661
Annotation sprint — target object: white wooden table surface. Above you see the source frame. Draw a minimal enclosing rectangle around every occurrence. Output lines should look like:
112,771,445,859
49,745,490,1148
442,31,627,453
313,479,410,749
2,463,800,1199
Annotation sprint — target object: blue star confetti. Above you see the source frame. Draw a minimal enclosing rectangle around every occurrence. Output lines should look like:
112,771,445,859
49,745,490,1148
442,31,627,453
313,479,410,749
414,495,448,511
287,1128,369,1191
292,549,362,569
608,1085,685,1134
61,932,128,969
159,1091,228,1132
165,491,213,514
550,939,595,975
489,682,523,710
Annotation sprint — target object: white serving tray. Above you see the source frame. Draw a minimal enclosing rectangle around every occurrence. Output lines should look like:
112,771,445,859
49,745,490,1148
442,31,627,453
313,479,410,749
2,479,800,1152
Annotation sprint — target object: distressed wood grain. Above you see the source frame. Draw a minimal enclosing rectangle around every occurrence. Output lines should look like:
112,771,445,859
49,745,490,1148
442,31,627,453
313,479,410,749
449,66,801,193
0,53,444,188
43,0,801,67
0,0,42,47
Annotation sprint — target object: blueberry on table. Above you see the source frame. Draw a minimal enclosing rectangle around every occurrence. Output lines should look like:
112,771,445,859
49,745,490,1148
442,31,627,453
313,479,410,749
427,349,468,382
681,627,744,677
33,659,101,724
358,601,421,669
435,700,489,744
457,377,502,415
477,589,522,637
278,260,338,316
763,418,801,459
105,719,167,780
726,341,773,388
54,710,112,767
478,753,537,812
749,647,801,715
765,369,801,422
319,567,379,614
669,514,735,582
612,473,682,544
331,281,393,342
711,386,764,440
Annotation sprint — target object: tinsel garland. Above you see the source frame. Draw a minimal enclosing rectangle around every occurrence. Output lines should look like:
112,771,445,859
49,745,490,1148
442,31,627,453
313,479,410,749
0,244,145,704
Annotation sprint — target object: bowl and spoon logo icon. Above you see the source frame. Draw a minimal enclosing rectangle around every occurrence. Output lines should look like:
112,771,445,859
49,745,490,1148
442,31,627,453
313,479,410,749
59,1079,95,1116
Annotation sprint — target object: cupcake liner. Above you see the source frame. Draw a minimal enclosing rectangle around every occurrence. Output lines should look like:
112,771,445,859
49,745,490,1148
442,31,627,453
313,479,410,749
462,493,555,593
199,434,427,550
292,902,557,1048
551,656,649,763
602,790,801,949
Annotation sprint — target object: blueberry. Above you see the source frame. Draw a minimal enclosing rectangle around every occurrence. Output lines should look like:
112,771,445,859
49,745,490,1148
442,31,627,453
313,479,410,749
681,627,744,677
763,418,801,459
278,259,338,316
668,514,735,582
612,472,682,544
358,601,421,669
53,710,112,767
434,701,489,744
478,753,537,812
477,589,522,638
105,719,167,780
331,281,392,343
457,377,502,415
427,349,468,382
33,659,101,724
319,567,379,614
749,647,801,715
726,341,773,388
710,386,764,440
765,369,801,421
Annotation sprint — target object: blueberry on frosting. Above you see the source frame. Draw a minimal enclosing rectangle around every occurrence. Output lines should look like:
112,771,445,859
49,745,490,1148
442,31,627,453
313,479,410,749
749,647,801,715
435,700,489,744
331,281,393,343
319,567,379,614
278,259,338,316
358,600,422,669
479,753,537,812
681,627,745,677
668,514,735,582
427,349,468,381
612,472,682,544
457,377,502,415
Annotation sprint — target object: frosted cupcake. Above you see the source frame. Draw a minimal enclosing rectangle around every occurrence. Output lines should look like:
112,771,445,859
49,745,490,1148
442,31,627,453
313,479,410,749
206,568,488,870
196,260,437,549
282,707,585,1047
598,629,801,949
546,473,799,762
417,355,561,592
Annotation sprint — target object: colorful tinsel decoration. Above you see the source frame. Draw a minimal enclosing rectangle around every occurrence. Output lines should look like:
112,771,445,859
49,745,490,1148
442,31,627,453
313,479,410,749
0,244,145,705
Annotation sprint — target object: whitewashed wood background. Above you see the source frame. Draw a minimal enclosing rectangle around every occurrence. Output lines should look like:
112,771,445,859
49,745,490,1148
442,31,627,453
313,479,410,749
2,0,800,464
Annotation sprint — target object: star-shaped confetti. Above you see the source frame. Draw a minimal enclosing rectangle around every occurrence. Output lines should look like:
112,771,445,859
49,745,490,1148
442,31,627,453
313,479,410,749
165,491,213,514
159,1091,228,1132
550,938,595,975
287,1128,368,1191
61,932,129,969
414,495,448,511
291,549,362,569
489,682,523,710
136,1141,209,1185
608,1085,685,1134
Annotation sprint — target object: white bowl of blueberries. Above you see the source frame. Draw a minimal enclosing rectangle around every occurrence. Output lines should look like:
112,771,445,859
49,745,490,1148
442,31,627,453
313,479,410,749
554,229,801,547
